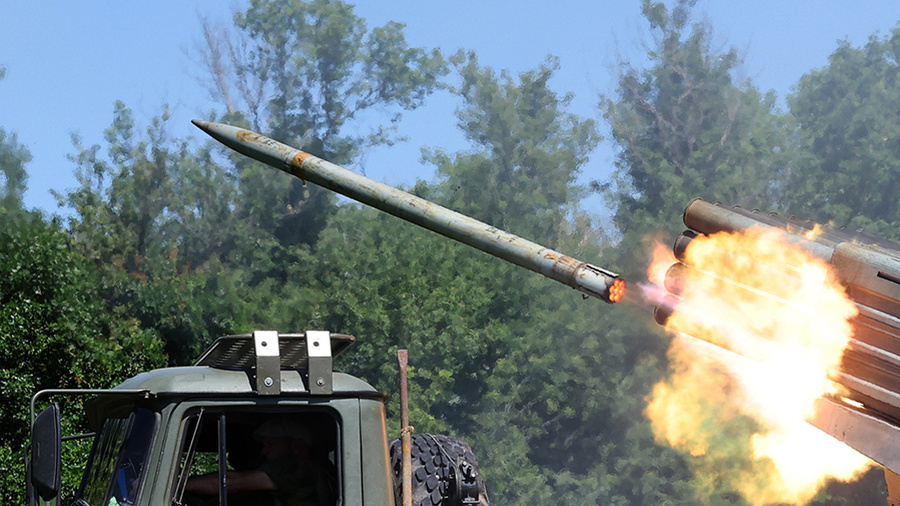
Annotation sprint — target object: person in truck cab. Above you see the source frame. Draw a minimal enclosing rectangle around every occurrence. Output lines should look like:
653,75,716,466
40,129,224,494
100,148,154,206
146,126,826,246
186,417,337,505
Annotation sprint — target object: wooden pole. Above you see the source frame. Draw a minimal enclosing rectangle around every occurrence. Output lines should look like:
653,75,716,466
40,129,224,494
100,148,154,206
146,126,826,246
398,350,412,506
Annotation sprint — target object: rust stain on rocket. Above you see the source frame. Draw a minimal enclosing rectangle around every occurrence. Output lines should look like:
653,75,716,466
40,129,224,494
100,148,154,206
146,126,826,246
290,151,315,180
292,151,314,165
238,129,292,154
236,130,256,142
549,254,581,269
543,251,584,284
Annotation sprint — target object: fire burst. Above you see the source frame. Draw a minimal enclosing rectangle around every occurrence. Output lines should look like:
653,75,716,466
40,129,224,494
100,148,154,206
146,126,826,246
647,227,873,505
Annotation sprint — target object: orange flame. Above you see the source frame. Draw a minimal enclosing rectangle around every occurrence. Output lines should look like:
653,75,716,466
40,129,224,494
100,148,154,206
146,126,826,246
647,227,872,505
648,240,676,286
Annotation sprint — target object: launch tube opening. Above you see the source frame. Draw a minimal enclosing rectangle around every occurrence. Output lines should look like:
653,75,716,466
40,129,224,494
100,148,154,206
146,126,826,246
608,279,626,303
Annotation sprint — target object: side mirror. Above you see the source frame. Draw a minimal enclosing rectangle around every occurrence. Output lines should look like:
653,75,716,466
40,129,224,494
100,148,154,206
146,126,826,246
31,403,61,501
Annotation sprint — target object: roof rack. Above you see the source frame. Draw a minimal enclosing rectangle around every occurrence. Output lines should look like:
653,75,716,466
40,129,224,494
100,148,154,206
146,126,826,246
194,331,355,396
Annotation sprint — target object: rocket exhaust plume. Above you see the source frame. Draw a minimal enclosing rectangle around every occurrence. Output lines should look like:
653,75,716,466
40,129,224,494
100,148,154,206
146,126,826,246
648,225,873,504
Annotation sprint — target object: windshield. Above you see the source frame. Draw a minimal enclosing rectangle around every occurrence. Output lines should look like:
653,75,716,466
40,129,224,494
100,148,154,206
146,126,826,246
76,407,158,506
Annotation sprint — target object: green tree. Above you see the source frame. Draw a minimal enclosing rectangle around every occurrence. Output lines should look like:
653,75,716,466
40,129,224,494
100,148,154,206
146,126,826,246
283,46,601,425
471,235,700,504
0,128,30,213
0,212,166,501
297,55,644,504
420,52,604,434
60,103,250,364
599,2,892,504
597,1,793,503
601,0,789,279
786,27,900,239
56,1,451,363
197,0,447,248
427,53,598,242
306,207,528,434
0,67,31,214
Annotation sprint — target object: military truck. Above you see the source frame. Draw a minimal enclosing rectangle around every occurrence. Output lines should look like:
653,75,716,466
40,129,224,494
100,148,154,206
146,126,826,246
26,122,625,505
29,331,489,505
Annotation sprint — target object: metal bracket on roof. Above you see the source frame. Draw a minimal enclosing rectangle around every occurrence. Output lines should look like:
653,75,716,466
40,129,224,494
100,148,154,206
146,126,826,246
254,330,281,395
306,330,333,395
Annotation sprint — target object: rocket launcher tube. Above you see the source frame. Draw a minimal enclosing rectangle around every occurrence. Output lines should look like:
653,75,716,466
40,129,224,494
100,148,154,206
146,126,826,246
192,120,625,303
682,199,900,314
660,197,900,474
682,198,835,261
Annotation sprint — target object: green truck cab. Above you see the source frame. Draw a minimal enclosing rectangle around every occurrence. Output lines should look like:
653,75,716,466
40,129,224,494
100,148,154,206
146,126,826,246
28,331,488,506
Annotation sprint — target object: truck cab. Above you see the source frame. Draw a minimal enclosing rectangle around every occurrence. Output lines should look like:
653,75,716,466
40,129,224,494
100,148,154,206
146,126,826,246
29,330,396,506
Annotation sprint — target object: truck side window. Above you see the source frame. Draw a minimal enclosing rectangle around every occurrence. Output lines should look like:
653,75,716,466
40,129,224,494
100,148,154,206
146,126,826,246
176,411,340,506
79,417,129,504
76,408,158,506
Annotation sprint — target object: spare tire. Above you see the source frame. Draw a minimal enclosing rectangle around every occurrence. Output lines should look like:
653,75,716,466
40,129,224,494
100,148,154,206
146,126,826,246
389,434,490,506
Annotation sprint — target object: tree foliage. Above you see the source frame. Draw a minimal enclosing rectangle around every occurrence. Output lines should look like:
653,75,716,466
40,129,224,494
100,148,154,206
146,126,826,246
0,128,30,213
6,1,899,504
0,69,31,214
196,0,448,249
427,53,598,242
0,212,167,501
601,0,789,279
598,1,890,504
786,27,900,238
286,54,689,504
59,103,251,363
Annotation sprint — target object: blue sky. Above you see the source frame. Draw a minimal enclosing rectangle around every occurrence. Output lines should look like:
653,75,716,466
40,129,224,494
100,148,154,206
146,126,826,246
2,1,899,216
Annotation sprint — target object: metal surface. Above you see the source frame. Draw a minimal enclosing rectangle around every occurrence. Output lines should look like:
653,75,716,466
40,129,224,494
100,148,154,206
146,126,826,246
832,242,900,317
809,396,900,474
31,328,401,506
195,332,354,369
192,120,625,304
653,294,678,326
218,412,228,506
30,388,148,425
254,330,281,396
682,199,834,261
307,330,333,395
